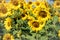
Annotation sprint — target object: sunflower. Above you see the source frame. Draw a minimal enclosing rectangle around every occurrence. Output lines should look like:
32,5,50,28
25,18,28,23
33,6,40,14
3,33,14,40
0,3,12,18
33,8,51,21
20,9,28,20
27,4,33,10
3,0,12,9
28,19,45,32
4,17,12,31
58,30,60,37
53,1,60,9
36,0,50,10
26,1,34,10
0,0,5,3
33,1,40,7
20,13,27,20
33,5,49,15
28,1,33,5
8,0,20,10
20,2,27,9
39,1,48,8
30,1,40,11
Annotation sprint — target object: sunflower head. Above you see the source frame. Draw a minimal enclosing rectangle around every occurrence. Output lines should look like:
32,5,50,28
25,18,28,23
21,13,26,17
28,1,32,5
28,20,45,32
0,5,7,14
20,2,27,9
34,1,40,6
39,1,48,9
0,4,10,17
3,33,14,40
36,9,51,21
0,0,3,3
23,9,29,15
53,1,60,8
4,17,12,31
11,0,19,6
9,0,20,10
0,5,7,13
32,21,39,28
26,4,33,10
20,13,28,20
21,9,28,16
38,11,47,18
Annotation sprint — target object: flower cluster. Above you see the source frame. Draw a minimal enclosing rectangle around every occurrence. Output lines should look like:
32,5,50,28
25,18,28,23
0,0,60,40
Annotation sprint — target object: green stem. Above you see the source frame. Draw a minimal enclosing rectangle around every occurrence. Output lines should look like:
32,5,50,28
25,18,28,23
36,32,38,40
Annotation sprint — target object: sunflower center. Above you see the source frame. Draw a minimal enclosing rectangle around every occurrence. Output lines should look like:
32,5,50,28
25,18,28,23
28,6,30,9
40,22,44,25
0,6,7,13
0,0,2,3
32,21,39,28
7,37,11,40
21,14,25,17
8,22,11,26
20,3,23,8
56,2,60,6
23,10,28,15
39,11,47,18
36,2,40,6
6,36,11,40
11,0,18,6
28,1,32,5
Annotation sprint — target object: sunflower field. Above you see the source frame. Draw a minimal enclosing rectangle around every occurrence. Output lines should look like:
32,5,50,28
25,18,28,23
0,0,60,40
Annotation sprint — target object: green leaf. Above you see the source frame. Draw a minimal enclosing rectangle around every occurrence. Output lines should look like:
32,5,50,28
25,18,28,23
40,36,48,40
13,31,17,35
26,35,36,40
17,19,23,25
0,23,4,27
55,23,60,31
47,19,52,24
53,16,58,24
